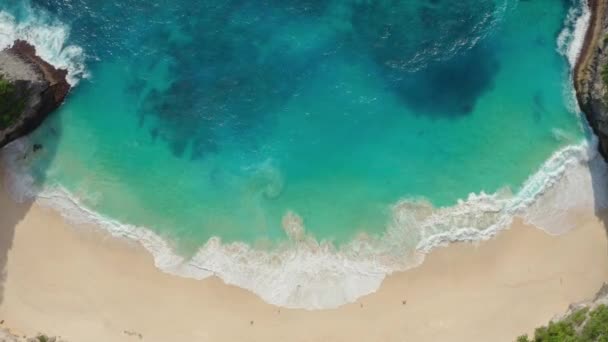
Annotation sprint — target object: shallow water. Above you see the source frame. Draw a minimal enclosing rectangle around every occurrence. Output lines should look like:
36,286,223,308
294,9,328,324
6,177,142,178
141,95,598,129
0,0,593,308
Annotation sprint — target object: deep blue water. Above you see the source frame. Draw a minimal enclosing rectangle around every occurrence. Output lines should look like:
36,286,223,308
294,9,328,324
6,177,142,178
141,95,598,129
0,0,585,252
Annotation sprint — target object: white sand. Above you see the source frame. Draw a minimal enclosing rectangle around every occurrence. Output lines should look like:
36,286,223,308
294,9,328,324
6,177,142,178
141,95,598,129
0,179,606,342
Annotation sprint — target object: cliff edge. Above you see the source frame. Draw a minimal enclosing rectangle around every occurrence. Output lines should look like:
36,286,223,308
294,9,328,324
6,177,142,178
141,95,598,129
0,40,70,148
575,0,608,159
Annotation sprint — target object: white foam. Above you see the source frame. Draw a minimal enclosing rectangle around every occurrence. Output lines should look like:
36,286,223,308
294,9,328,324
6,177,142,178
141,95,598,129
0,8,87,85
557,0,591,68
0,0,601,310
558,0,591,122
2,135,605,309
523,143,608,234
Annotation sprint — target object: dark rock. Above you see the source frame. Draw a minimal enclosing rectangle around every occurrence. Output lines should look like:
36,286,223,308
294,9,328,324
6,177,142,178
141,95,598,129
0,40,71,148
575,0,608,159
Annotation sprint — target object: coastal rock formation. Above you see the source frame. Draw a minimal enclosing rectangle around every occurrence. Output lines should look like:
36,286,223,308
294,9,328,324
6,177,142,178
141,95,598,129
0,40,70,148
575,0,608,158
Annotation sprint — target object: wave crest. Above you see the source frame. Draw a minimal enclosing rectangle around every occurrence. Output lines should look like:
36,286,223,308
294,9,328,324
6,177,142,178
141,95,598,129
557,0,591,68
0,7,87,85
2,136,605,309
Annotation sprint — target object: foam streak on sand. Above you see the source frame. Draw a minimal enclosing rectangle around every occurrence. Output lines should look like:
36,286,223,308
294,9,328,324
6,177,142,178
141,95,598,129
0,0,602,310
2,171,608,342
3,136,606,309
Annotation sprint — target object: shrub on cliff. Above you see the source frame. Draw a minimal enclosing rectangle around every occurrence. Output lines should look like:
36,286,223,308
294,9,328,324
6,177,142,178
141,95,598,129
580,305,608,341
0,76,26,130
602,64,608,91
516,305,608,342
0,76,11,93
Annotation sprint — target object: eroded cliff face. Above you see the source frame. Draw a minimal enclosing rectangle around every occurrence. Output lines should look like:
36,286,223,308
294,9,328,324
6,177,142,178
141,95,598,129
576,0,608,159
0,40,70,148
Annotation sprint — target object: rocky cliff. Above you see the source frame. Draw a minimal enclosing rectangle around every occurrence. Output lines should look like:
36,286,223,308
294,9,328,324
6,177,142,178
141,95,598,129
575,0,608,159
0,40,70,148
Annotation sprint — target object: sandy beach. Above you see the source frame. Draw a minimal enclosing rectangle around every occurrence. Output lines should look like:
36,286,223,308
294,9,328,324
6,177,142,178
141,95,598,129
0,0,604,340
0,174,607,342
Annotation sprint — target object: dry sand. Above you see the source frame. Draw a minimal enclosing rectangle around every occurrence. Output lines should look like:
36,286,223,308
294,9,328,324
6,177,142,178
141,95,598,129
0,178,607,342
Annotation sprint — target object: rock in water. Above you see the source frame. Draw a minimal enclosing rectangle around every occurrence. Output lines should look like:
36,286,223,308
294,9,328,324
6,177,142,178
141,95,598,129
0,40,71,148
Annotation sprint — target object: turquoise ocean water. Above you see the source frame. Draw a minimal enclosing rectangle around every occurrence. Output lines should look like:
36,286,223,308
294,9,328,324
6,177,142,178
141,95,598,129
0,0,592,307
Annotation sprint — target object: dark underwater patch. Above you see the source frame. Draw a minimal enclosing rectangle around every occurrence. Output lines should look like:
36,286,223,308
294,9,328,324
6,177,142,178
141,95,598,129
33,0,505,157
350,0,500,117
127,0,334,160
387,45,500,117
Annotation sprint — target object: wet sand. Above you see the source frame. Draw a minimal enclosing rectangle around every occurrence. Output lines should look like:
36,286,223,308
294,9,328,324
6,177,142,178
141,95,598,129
0,177,606,342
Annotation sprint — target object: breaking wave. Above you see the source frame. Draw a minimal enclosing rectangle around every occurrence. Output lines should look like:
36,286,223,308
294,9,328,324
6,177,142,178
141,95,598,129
557,0,591,68
3,134,606,309
0,6,87,84
1,0,603,310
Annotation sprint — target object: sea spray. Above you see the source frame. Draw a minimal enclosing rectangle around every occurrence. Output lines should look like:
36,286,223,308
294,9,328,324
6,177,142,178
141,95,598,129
557,0,591,68
0,8,87,84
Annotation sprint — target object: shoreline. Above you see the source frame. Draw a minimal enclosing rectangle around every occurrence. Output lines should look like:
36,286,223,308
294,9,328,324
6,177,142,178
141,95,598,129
0,0,605,340
1,177,608,341
0,0,601,310
2,137,601,310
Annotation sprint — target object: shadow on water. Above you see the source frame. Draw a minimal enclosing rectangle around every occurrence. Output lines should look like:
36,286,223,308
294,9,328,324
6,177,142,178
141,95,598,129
0,98,62,305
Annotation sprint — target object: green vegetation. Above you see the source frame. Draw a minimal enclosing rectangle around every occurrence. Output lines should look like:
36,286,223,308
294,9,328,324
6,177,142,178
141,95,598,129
35,335,51,342
0,76,11,93
516,305,608,342
0,75,26,130
602,62,608,89
32,334,64,342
